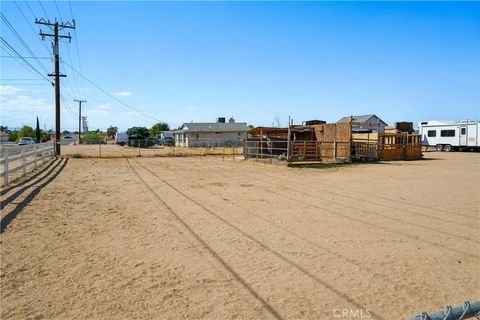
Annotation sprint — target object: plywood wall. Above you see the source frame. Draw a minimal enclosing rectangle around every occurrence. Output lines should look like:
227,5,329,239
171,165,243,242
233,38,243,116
308,123,351,159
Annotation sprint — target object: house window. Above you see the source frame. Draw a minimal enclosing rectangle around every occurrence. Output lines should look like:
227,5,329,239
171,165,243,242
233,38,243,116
427,130,436,137
461,128,466,135
195,133,199,139
440,130,455,137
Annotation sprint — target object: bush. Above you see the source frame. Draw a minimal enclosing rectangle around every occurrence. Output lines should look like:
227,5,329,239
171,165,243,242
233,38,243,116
83,131,104,144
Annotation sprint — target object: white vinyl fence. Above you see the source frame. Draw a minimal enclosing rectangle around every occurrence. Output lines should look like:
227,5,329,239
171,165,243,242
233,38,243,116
0,141,55,186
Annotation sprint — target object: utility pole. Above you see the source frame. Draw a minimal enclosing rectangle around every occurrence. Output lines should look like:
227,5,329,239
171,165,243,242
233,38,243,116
74,99,86,144
36,18,75,155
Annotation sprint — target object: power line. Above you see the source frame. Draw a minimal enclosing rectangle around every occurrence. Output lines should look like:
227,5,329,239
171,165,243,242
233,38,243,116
0,37,54,84
53,0,63,22
62,60,161,123
1,55,51,59
0,12,50,75
13,0,52,56
24,0,37,19
2,83,51,86
37,1,50,22
68,0,85,99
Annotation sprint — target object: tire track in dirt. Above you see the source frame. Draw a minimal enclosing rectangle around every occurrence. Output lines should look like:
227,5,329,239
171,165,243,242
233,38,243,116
131,159,386,320
194,158,479,238
133,160,455,311
125,158,284,320
170,157,478,259
213,158,478,224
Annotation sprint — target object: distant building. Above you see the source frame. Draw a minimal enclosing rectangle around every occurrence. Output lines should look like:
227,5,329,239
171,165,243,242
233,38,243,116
173,117,249,147
337,114,388,133
0,131,9,142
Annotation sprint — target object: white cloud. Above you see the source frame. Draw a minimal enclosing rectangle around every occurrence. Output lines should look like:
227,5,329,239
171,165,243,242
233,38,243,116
0,85,26,96
1,94,53,126
116,91,132,97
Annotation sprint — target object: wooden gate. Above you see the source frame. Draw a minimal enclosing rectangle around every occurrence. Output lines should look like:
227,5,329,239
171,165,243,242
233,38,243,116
290,141,321,161
378,133,422,161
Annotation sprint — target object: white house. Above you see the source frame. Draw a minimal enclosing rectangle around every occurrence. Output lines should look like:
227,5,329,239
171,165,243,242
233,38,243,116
173,117,249,147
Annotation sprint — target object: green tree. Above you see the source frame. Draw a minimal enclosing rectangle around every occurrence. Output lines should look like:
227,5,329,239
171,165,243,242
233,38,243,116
106,125,118,139
16,126,35,141
0,125,8,131
83,131,103,144
40,130,51,142
62,130,71,135
149,122,170,137
126,127,149,139
8,131,18,142
35,117,41,143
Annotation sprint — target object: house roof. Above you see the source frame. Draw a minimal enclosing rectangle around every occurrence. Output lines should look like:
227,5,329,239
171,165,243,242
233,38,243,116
177,122,249,133
337,114,388,126
0,131,9,137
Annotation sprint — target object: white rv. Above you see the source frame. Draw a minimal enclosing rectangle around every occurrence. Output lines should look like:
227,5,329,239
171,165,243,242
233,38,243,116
418,120,479,151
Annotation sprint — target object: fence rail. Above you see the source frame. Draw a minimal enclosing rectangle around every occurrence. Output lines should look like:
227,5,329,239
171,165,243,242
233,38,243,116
413,300,480,320
1,141,54,186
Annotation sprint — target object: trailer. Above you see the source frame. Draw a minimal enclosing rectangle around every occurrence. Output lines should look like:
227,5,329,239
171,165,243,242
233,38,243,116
418,120,479,151
115,132,129,146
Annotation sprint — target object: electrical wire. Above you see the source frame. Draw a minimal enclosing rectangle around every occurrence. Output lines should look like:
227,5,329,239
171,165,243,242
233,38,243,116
0,12,50,75
13,0,52,56
38,0,50,22
68,0,85,99
62,60,161,123
1,55,51,59
0,38,54,85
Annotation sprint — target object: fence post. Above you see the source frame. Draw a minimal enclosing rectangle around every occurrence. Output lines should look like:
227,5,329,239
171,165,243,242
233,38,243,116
21,147,26,176
34,144,38,168
232,144,235,161
99,143,102,158
3,148,9,186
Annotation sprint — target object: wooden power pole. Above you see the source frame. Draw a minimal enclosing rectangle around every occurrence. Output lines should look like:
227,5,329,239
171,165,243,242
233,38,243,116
74,99,86,144
36,18,75,155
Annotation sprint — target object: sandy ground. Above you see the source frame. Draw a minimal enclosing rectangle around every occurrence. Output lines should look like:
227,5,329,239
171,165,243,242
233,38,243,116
1,152,479,319
61,144,243,158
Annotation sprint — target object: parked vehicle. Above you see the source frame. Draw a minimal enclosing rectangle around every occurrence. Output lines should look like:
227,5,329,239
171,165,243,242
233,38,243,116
158,132,174,146
146,138,157,147
115,132,129,146
158,136,174,146
418,120,479,151
18,137,35,145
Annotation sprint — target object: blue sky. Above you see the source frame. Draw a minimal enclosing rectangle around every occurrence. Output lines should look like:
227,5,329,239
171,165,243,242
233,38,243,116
1,1,479,131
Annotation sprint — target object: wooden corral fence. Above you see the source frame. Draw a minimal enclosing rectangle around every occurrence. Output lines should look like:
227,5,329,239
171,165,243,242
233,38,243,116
378,133,422,161
244,123,422,164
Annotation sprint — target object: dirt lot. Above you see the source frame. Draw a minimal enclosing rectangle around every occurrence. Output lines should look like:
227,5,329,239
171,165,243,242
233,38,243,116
1,152,479,319
61,143,243,158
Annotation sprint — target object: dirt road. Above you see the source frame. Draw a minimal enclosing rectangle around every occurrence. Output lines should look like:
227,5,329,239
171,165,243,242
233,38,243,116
1,152,479,319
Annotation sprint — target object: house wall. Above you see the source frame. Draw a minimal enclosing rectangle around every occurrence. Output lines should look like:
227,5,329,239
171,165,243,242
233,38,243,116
175,131,244,147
